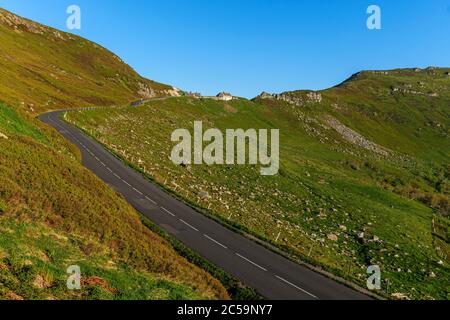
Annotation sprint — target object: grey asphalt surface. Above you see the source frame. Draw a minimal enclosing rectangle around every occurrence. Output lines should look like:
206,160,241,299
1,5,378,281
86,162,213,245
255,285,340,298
39,110,370,300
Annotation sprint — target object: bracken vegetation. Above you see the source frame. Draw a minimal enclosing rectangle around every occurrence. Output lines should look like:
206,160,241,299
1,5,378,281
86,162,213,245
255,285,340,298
68,68,449,300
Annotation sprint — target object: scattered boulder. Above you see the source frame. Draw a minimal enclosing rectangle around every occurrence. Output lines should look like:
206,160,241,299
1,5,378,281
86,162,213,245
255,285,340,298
198,191,210,200
392,293,409,300
327,234,338,241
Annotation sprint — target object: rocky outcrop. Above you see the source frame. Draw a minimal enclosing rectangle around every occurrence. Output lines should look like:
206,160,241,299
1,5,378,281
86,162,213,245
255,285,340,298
187,92,202,98
164,86,182,97
306,92,322,103
324,116,389,156
137,83,181,99
0,9,44,34
137,82,156,99
257,91,322,107
391,84,439,97
0,8,72,40
259,92,274,99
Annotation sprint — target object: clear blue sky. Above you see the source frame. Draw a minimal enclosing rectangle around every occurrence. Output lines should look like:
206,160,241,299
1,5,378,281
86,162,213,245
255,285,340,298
1,0,450,97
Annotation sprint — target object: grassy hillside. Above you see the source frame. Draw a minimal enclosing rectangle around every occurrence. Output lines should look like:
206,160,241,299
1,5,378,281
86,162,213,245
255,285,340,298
67,69,449,299
0,8,228,300
0,8,177,114
0,102,228,299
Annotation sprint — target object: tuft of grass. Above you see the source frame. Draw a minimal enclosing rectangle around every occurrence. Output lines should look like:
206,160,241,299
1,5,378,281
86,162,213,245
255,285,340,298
0,103,47,143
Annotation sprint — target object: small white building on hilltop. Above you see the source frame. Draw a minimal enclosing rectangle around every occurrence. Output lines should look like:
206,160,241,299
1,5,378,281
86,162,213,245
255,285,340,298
216,92,233,101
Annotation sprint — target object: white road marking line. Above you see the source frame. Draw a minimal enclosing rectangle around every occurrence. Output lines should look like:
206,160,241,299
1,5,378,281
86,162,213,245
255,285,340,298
179,219,199,232
235,253,268,272
275,275,318,299
106,167,113,173
145,196,157,205
122,180,131,187
113,173,121,179
161,207,176,217
133,187,143,195
204,234,228,249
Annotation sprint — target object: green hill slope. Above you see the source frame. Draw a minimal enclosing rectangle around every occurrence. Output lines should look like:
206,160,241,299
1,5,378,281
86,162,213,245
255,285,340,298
0,102,228,300
0,8,178,114
0,8,228,300
67,69,449,299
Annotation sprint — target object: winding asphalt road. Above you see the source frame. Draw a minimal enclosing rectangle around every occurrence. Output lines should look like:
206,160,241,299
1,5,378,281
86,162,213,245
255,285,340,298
39,110,370,300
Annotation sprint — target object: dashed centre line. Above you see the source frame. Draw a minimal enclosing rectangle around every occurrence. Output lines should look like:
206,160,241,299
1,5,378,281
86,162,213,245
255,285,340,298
180,219,199,232
123,180,132,187
204,234,228,249
161,207,176,217
275,275,318,299
235,253,268,272
145,196,157,205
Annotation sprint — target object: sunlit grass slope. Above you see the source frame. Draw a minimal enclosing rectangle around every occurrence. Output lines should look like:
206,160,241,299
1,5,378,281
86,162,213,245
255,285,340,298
68,69,449,299
0,103,228,300
0,8,174,114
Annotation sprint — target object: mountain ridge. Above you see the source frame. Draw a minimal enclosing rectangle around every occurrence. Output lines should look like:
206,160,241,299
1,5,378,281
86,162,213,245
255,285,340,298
256,67,450,99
